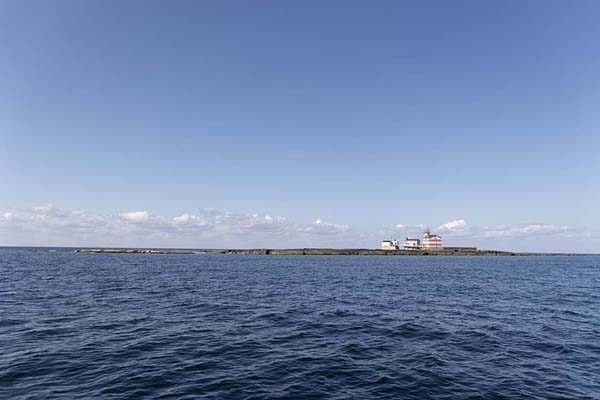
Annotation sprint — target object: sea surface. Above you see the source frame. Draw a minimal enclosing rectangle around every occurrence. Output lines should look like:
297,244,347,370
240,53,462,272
1,249,599,399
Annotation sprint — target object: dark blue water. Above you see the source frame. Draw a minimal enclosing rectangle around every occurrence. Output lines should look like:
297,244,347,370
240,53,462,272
1,251,599,399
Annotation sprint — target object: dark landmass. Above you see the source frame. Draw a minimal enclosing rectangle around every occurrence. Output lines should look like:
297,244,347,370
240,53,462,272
74,248,583,256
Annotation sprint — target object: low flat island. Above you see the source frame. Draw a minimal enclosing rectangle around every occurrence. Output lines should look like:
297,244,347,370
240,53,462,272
74,248,583,256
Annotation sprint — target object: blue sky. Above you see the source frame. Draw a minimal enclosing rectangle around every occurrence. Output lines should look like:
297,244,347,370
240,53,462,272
1,1,599,251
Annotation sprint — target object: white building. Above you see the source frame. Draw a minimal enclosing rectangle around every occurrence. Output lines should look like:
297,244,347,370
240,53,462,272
381,239,400,250
404,237,421,250
422,229,443,250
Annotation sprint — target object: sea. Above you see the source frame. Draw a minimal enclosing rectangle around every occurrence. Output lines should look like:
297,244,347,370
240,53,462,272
1,248,599,399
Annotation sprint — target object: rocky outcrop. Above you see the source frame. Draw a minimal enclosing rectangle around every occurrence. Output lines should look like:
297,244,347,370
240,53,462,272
75,248,200,254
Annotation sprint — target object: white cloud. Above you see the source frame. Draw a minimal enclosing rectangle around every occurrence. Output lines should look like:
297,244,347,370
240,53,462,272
173,213,206,224
438,219,467,233
0,205,361,247
394,223,425,231
479,223,571,238
9,205,106,231
120,211,150,221
0,205,593,251
396,219,573,240
309,219,350,234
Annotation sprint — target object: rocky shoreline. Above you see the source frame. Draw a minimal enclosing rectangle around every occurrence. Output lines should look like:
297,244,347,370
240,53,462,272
74,248,583,256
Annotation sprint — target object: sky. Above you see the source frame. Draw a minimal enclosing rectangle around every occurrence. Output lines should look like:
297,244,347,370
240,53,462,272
1,0,599,251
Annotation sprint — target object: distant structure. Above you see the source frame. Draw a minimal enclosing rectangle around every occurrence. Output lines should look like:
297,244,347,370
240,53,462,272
404,237,421,250
381,230,444,250
422,229,443,250
381,239,400,250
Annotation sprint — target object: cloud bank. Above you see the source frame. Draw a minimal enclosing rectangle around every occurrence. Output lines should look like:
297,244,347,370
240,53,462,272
0,205,596,252
0,205,357,248
394,218,577,241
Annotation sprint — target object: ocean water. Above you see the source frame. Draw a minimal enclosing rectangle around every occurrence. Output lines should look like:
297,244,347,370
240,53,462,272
1,250,599,399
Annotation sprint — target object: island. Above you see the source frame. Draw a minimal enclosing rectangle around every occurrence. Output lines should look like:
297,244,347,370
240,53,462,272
73,248,583,256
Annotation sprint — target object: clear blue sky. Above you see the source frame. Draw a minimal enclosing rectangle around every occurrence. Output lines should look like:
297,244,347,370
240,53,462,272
1,1,599,250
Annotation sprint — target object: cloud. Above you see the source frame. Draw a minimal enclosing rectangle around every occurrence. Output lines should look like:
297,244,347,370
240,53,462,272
173,213,206,224
120,211,150,222
4,204,107,232
0,205,359,247
479,223,572,238
427,219,576,240
311,219,349,231
0,205,593,251
438,219,468,233
395,219,572,239
394,223,426,231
